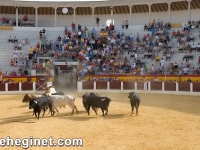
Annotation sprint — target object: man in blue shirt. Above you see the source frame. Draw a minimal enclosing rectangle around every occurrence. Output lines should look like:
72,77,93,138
108,76,112,81
91,28,96,38
151,28,155,36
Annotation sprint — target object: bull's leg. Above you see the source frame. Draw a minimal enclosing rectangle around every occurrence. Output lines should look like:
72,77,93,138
42,108,46,117
37,110,41,120
52,110,56,116
74,105,78,114
71,109,74,115
87,106,91,116
136,105,138,115
32,110,34,116
131,106,134,116
34,110,37,118
101,109,104,116
48,109,51,114
93,107,98,115
56,109,59,113
105,108,108,116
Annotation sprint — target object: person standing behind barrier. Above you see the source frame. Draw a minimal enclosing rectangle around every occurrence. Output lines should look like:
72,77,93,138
143,76,147,91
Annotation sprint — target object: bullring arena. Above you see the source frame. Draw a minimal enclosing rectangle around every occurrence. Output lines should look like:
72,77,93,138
0,0,200,149
0,92,200,150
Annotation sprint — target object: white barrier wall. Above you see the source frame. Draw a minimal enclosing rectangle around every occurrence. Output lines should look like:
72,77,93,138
77,81,200,96
1,9,200,27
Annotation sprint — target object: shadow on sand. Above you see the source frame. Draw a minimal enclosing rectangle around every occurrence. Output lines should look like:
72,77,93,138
103,114,125,119
113,93,200,116
0,115,36,125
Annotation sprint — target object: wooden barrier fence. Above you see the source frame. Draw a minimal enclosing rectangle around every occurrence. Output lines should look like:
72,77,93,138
78,81,200,94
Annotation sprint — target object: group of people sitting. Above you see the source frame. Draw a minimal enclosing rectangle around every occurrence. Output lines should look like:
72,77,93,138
1,15,34,26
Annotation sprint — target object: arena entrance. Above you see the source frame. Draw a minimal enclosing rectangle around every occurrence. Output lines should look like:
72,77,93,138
54,65,77,91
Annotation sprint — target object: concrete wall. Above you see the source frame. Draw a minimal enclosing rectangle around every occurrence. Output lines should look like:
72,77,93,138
1,9,199,27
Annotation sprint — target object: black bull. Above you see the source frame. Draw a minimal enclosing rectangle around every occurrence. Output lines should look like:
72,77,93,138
128,92,140,116
84,96,111,116
80,93,100,113
29,96,51,120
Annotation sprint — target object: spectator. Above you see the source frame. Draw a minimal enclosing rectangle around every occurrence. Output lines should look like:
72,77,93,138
42,28,46,37
2,16,7,24
71,22,76,32
25,58,29,69
24,69,28,76
144,24,147,31
183,65,189,75
78,24,81,31
39,30,42,39
91,28,96,38
125,20,128,29
122,21,125,29
143,76,147,90
96,17,100,26
154,77,159,81
23,15,28,21
187,78,192,83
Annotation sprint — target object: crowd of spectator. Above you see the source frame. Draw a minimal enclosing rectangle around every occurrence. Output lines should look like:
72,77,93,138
1,15,34,26
2,17,200,79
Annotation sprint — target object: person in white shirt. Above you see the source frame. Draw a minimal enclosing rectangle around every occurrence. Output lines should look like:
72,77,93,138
154,77,159,81
191,43,196,51
150,64,155,74
183,66,189,75
166,53,171,61
140,66,144,75
87,46,91,52
160,58,165,67
13,50,18,58
134,53,138,60
110,59,114,64
101,25,105,31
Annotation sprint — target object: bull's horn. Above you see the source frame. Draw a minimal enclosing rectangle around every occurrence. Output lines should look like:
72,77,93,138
78,95,81,97
34,100,37,104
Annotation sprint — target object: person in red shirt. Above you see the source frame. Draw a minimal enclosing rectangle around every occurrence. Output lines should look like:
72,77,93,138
78,54,83,62
71,22,76,32
23,15,28,21
2,16,6,24
67,31,71,39
36,42,40,49
109,23,114,31
176,30,180,36
172,30,176,38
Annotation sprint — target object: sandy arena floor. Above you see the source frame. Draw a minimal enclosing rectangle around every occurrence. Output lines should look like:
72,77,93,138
0,93,200,150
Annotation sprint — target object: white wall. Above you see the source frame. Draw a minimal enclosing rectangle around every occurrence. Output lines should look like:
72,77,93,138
1,9,200,27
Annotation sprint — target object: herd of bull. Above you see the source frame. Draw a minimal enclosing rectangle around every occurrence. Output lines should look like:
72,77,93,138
22,86,140,120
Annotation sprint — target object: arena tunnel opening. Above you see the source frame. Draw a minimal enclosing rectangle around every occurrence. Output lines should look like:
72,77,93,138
53,64,77,92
